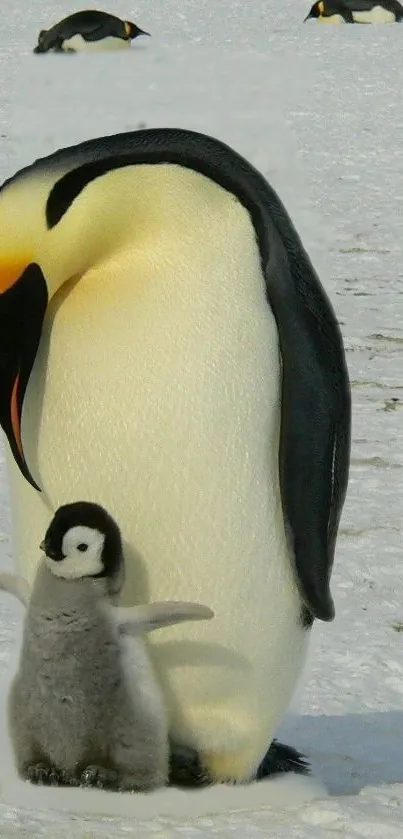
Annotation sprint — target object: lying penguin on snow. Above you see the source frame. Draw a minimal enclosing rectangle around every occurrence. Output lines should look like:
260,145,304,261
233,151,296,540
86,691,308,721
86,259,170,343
0,502,214,791
304,0,403,22
33,10,150,54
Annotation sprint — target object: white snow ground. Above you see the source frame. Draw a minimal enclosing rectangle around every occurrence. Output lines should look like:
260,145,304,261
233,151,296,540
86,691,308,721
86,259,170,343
1,0,403,835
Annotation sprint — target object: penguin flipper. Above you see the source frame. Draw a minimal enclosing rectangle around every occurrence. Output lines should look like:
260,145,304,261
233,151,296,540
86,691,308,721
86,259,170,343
0,572,30,607
112,602,214,635
261,209,351,622
79,26,110,43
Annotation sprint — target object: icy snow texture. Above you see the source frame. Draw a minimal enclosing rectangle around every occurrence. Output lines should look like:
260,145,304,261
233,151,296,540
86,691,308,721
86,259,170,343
0,0,403,836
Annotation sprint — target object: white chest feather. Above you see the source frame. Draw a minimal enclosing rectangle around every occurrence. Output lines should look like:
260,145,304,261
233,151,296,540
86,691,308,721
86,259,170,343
352,6,396,21
319,13,347,22
61,34,131,52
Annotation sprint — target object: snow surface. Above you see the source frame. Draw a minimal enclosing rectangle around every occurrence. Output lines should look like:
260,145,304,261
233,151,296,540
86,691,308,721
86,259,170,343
1,0,403,835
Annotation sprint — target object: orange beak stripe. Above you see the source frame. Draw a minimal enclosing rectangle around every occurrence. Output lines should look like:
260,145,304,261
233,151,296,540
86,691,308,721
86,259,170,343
0,259,31,294
10,372,24,460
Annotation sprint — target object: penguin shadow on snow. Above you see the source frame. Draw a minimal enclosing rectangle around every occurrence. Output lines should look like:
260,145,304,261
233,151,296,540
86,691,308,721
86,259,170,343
280,710,403,795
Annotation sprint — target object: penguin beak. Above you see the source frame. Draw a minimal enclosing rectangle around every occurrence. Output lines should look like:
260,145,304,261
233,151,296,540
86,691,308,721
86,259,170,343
304,5,317,19
0,261,48,491
125,22,151,38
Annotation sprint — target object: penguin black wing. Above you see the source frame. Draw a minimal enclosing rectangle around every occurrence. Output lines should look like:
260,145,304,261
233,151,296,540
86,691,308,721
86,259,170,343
2,128,351,622
259,201,350,623
59,10,125,42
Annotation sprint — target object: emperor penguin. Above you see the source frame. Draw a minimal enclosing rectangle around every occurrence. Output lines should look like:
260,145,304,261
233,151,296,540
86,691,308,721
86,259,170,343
33,10,150,54
0,128,351,785
304,0,403,21
2,501,214,790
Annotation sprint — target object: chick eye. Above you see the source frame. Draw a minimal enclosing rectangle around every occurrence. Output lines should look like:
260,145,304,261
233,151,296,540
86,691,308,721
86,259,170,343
77,543,88,552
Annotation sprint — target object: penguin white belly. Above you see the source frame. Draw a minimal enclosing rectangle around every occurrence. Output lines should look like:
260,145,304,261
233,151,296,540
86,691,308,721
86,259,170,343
61,34,131,52
352,6,396,21
8,166,308,778
319,14,347,22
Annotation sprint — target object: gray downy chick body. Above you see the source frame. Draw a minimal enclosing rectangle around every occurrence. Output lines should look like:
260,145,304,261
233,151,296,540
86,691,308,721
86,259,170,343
9,559,169,790
5,501,214,791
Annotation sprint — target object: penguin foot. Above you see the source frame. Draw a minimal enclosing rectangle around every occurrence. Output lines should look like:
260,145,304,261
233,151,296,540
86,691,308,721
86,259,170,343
26,762,61,786
256,740,310,778
169,743,210,788
169,739,309,787
80,765,119,789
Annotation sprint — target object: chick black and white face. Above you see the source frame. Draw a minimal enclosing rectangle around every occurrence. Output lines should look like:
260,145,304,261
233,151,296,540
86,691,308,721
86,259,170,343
44,524,105,580
41,501,124,586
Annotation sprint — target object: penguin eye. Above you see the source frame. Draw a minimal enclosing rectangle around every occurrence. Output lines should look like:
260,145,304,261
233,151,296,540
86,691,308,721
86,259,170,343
77,543,88,552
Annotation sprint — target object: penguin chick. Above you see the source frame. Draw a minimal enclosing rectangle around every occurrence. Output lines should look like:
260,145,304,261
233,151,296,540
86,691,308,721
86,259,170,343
33,10,150,54
7,501,214,791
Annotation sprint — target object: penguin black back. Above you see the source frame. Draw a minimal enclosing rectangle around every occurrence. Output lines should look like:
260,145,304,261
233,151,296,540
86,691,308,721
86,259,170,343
341,0,403,19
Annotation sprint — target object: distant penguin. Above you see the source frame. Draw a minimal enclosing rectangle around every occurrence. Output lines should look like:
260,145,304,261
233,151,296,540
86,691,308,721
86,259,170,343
3,502,214,790
0,127,351,786
33,10,150,54
304,0,403,22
